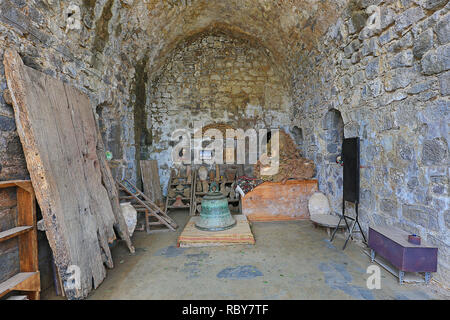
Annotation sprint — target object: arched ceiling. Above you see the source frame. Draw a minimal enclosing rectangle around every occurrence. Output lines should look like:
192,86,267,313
118,0,351,79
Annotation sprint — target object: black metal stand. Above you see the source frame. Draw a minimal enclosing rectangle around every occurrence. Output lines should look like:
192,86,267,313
330,201,366,249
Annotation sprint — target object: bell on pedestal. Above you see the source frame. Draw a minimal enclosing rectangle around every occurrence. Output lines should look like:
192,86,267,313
196,182,236,231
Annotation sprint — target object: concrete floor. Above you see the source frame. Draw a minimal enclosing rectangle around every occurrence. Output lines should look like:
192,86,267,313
43,210,448,300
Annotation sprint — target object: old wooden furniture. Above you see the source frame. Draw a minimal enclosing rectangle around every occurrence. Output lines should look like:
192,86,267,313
310,214,347,237
4,49,133,299
192,166,240,216
164,168,194,214
117,179,177,233
368,225,438,284
241,179,318,222
0,180,40,300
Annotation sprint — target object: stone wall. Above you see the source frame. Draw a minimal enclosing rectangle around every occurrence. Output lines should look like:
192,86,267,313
292,0,449,285
0,0,448,290
147,32,292,191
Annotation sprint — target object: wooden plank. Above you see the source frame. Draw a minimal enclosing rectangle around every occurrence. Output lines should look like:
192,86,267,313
0,272,39,298
96,128,134,254
3,49,128,299
241,179,318,222
17,187,38,276
140,160,163,206
0,226,32,242
164,169,174,217
0,180,31,189
7,295,28,300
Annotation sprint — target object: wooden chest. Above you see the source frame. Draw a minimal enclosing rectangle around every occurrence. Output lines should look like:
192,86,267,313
368,226,438,273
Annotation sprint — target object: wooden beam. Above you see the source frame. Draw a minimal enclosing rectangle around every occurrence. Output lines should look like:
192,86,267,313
0,226,32,243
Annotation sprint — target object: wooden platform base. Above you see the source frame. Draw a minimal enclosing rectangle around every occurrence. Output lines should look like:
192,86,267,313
177,215,255,247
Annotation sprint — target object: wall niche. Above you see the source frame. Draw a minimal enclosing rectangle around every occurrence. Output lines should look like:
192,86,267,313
290,126,303,152
324,109,344,163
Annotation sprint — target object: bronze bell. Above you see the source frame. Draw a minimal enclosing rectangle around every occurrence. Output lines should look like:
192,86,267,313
196,182,236,231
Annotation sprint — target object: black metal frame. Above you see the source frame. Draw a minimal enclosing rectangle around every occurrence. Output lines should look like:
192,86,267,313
330,137,367,249
331,201,367,249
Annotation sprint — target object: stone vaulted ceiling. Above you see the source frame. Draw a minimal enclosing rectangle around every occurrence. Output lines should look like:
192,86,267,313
118,0,350,78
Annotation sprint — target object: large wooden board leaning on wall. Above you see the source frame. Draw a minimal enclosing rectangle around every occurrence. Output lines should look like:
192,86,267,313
140,160,163,207
242,180,318,222
3,49,133,299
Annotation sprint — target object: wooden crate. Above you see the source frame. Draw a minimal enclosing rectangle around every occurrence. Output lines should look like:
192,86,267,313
241,179,318,222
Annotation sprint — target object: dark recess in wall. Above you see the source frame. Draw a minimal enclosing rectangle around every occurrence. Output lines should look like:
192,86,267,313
132,55,152,189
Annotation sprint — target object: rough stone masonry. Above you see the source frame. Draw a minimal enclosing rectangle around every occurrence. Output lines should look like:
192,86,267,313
0,0,449,287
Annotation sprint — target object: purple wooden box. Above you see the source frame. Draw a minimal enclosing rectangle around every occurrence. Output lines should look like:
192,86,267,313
368,226,438,273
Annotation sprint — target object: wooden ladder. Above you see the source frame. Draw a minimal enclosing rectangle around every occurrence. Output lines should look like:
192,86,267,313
117,179,178,233
0,180,40,300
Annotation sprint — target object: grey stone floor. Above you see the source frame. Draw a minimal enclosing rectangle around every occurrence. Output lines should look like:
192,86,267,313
43,210,449,300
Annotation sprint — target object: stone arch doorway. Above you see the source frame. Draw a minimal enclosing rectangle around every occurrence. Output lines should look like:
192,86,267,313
146,28,293,190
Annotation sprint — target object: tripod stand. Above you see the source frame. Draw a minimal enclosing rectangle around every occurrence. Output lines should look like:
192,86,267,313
330,137,366,249
330,200,366,249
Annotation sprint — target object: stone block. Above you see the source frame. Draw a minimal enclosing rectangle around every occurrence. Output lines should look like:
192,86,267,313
407,80,433,94
445,210,450,229
362,78,383,99
430,176,448,195
420,0,448,10
438,71,450,95
384,67,414,91
365,57,379,79
380,199,398,217
421,137,448,165
381,7,395,30
388,32,413,52
402,204,439,231
435,12,450,45
379,29,398,46
361,37,379,56
0,115,16,131
413,28,434,58
421,44,450,75
394,7,425,34
344,39,360,58
389,49,414,69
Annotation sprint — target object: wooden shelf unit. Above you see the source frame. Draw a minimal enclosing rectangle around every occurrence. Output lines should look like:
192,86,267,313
164,168,195,216
192,168,241,216
0,180,40,300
